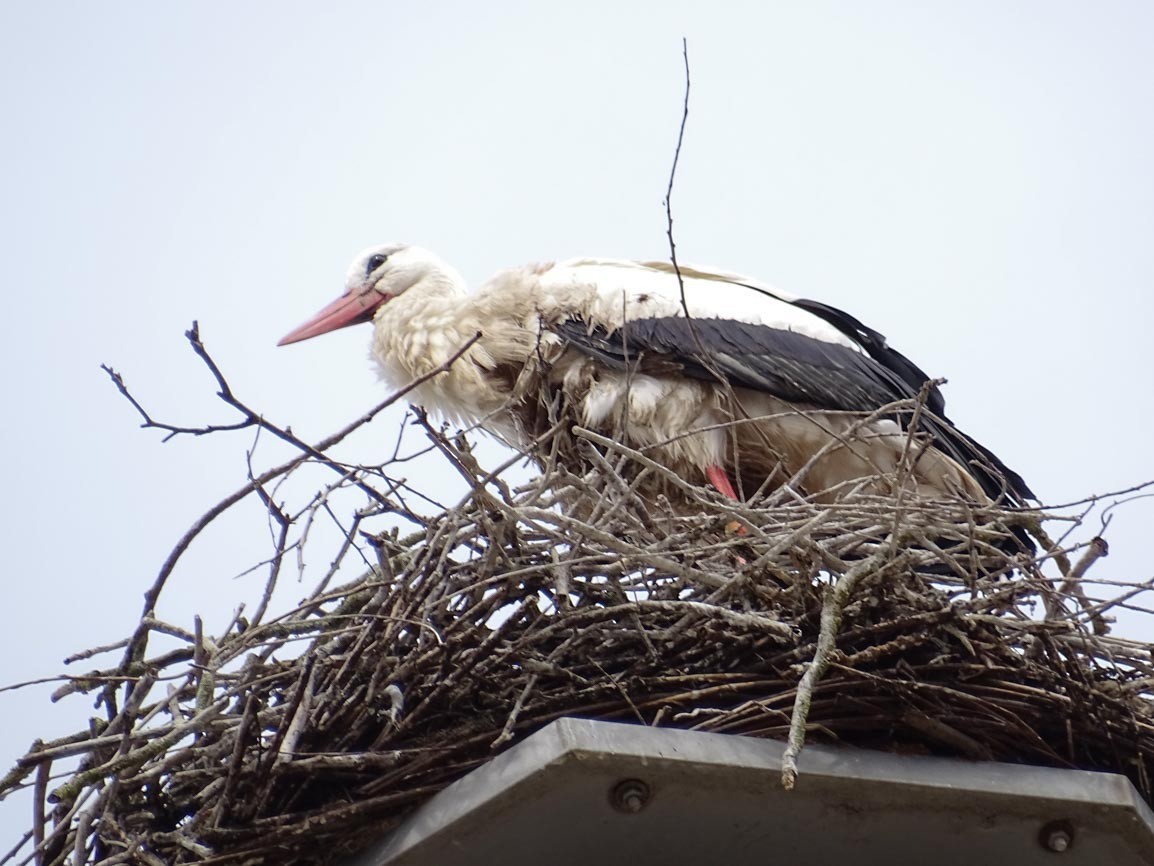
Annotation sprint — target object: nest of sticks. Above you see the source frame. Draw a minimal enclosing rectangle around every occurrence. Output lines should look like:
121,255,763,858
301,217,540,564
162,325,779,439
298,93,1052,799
4,326,1153,866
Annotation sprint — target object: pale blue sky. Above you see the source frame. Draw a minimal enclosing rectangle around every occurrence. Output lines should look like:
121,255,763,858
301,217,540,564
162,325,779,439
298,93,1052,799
3,2,1153,847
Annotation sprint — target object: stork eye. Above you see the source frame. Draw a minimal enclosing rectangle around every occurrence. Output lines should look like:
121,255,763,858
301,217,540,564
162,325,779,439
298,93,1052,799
366,253,389,275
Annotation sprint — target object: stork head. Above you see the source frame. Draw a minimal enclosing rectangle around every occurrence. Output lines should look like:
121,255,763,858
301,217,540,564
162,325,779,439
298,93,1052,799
278,242,451,346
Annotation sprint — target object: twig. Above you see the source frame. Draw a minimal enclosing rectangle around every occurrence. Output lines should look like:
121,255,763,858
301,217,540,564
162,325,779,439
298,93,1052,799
781,540,902,790
1059,536,1110,635
50,705,224,804
110,329,483,692
665,38,691,322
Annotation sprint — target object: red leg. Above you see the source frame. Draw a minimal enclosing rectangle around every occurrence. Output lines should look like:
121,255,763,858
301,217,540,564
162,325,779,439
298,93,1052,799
706,464,739,500
706,464,747,538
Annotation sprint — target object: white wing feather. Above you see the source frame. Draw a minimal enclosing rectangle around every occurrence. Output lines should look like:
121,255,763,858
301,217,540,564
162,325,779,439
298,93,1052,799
534,258,861,351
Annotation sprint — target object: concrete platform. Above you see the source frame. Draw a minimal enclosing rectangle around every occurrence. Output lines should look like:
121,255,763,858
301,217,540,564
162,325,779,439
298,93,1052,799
346,717,1154,866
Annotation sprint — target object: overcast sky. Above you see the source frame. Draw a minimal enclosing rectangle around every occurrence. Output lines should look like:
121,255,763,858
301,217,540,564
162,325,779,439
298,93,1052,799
3,2,1153,847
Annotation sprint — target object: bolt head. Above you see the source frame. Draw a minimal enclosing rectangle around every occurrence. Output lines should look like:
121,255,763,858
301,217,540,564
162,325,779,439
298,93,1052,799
609,778,651,814
1039,819,1075,853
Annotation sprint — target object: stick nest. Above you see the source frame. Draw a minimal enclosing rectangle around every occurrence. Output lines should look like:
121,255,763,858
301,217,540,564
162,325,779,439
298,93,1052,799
4,328,1153,866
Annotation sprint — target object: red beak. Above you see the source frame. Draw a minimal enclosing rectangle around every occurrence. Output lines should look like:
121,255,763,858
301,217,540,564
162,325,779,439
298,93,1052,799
278,291,390,346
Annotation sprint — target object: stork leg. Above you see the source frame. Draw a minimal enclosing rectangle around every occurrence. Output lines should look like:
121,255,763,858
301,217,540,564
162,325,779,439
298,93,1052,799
705,464,749,538
705,464,739,500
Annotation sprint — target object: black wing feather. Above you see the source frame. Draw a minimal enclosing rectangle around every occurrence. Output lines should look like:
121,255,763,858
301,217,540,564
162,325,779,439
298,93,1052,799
789,297,947,418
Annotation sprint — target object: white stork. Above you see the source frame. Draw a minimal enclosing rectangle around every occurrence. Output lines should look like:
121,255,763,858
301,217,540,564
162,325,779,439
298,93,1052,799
279,243,1033,507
